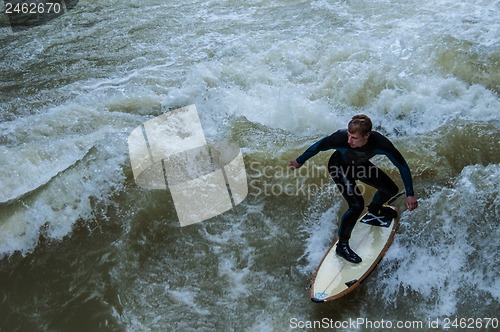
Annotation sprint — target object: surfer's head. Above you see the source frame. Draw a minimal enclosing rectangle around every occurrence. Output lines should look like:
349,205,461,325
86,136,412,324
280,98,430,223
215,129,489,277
348,114,372,148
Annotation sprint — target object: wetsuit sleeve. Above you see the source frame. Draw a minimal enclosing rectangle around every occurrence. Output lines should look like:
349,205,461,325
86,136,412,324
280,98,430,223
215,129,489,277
376,139,415,197
295,132,343,165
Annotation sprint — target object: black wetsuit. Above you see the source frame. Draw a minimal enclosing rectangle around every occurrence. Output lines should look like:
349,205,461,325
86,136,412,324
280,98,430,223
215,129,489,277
297,129,414,243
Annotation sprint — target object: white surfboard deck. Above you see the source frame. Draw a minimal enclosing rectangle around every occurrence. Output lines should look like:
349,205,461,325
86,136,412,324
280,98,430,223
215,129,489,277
310,206,399,302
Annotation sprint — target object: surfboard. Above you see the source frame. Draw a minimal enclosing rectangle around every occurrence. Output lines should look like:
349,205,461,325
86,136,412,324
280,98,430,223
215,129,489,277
310,206,399,302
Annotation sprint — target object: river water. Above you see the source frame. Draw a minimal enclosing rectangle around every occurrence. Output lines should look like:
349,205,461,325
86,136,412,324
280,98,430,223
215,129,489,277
1,0,499,331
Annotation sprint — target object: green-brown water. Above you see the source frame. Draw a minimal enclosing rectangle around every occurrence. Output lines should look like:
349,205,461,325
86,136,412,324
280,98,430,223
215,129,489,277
1,0,499,330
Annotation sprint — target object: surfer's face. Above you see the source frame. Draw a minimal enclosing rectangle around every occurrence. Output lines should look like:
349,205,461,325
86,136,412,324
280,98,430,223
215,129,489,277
347,131,370,148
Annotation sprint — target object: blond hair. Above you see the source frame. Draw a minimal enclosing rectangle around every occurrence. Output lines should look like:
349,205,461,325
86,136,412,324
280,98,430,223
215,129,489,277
348,114,372,136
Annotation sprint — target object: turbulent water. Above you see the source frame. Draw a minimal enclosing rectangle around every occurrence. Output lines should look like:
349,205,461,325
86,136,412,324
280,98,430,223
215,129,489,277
1,0,499,331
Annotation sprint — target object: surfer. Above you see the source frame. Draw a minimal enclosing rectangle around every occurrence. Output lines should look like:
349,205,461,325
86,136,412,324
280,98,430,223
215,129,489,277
290,115,418,263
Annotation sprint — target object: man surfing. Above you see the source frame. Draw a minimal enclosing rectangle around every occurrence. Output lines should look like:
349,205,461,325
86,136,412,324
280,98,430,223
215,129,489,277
290,115,418,263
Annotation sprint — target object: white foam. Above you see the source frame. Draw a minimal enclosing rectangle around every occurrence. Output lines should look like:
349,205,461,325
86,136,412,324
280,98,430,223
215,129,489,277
377,164,500,316
371,79,500,136
217,253,253,300
0,101,144,256
0,134,128,256
162,23,499,141
298,203,340,275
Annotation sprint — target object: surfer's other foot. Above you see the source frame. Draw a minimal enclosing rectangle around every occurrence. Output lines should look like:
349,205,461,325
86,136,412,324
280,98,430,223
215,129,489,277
336,242,362,264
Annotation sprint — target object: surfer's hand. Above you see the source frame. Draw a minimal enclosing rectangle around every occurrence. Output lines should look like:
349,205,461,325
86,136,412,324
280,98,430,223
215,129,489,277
406,196,418,211
290,159,302,170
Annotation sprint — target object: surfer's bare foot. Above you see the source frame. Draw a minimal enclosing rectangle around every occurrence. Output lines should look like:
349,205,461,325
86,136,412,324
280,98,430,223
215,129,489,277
336,242,362,264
